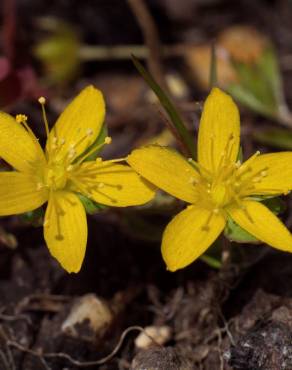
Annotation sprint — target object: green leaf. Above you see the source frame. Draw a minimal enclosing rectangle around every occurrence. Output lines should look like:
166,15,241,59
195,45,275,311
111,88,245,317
261,196,285,214
78,194,107,215
132,55,195,158
122,212,164,242
224,216,259,244
21,207,44,226
254,128,292,150
225,196,284,243
199,254,222,269
258,47,283,107
227,83,276,118
199,238,222,269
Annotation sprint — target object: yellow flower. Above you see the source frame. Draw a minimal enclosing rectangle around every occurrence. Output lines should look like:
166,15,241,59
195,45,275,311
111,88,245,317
0,86,155,273
128,88,292,271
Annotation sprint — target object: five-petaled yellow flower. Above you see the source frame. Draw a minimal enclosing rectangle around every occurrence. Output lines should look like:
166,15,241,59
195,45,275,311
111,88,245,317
0,86,155,273
128,88,292,271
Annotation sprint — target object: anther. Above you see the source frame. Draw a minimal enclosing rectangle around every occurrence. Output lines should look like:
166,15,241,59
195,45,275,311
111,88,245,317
189,177,198,185
16,114,28,124
105,136,112,144
68,148,76,159
75,137,112,165
86,128,94,136
38,96,50,138
38,96,46,105
36,182,44,190
252,177,261,183
43,219,50,227
98,182,105,188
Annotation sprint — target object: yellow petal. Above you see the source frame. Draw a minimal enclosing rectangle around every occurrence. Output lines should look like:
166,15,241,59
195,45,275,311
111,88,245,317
228,200,292,252
44,191,87,273
0,172,48,215
198,88,240,174
127,145,200,204
162,206,226,271
241,152,292,196
72,161,155,207
46,86,105,161
0,112,45,172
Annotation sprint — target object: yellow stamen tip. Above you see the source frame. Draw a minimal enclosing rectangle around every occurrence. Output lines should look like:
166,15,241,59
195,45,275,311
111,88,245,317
105,136,112,144
38,96,46,105
16,114,28,123
86,128,94,136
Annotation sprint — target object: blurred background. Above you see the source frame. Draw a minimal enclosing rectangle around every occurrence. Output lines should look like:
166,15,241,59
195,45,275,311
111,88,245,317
1,1,292,369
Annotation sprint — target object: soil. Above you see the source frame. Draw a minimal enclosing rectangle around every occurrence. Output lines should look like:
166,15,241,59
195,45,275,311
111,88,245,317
1,1,292,369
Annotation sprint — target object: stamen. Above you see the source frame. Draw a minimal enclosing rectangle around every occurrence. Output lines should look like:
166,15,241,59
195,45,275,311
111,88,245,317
38,96,50,139
201,211,214,231
238,151,260,173
188,158,212,178
75,136,112,165
189,176,198,185
36,182,44,191
210,134,216,171
71,178,117,203
103,157,127,164
15,114,40,146
217,134,235,171
86,128,94,136
241,205,254,223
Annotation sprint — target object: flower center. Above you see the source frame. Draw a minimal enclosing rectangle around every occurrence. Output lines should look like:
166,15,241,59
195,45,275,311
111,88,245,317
210,183,227,207
189,150,273,213
44,162,69,191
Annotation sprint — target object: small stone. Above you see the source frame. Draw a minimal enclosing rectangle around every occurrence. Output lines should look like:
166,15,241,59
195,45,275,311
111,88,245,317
61,294,113,342
134,325,172,349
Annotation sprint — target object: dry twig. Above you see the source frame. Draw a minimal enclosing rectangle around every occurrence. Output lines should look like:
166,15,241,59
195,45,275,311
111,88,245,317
5,325,160,368
127,0,167,90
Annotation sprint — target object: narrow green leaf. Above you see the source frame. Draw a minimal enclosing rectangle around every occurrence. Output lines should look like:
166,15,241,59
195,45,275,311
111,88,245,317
209,43,217,90
227,83,276,118
258,47,283,107
78,194,107,214
199,254,222,269
132,55,195,158
254,128,292,150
